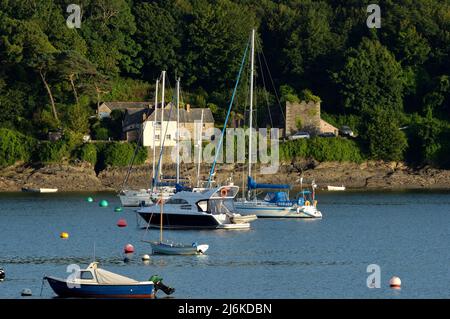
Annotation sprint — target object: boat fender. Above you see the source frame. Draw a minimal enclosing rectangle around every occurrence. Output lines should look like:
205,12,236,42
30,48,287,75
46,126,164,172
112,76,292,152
220,188,228,197
313,200,317,207
305,201,310,206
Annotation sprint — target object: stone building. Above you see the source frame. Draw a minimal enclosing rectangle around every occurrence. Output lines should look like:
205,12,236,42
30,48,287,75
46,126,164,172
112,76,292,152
285,101,338,136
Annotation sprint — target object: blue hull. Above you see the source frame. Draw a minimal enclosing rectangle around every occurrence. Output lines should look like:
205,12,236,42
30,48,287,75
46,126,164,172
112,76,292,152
45,276,155,298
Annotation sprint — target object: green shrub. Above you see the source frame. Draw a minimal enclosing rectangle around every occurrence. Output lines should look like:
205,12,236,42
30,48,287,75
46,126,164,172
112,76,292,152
36,141,69,163
102,142,141,167
280,137,363,163
78,143,97,165
135,145,148,165
93,127,109,140
0,128,36,168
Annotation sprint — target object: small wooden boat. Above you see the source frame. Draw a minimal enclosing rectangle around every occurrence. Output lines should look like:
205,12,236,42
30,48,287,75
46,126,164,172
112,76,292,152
145,241,209,255
44,262,174,298
22,187,58,193
327,185,346,191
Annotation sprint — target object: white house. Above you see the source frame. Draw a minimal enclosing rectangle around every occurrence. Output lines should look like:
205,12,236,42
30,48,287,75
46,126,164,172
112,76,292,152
122,103,214,148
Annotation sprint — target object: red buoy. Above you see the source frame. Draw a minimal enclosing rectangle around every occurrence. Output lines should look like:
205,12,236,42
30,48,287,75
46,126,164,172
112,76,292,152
117,219,127,228
124,244,134,254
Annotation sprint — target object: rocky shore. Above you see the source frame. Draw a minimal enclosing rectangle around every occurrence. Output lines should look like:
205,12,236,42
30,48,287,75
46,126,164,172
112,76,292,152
1,161,450,192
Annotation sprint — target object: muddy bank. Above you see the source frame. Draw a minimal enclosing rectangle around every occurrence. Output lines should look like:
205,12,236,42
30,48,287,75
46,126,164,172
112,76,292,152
0,161,450,192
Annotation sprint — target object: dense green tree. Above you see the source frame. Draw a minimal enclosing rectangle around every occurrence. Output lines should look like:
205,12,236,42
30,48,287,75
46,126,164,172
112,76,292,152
182,0,256,90
335,38,405,115
133,2,181,80
362,107,408,161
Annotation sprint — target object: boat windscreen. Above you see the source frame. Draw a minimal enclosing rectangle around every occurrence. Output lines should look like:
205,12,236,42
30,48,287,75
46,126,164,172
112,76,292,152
208,198,234,215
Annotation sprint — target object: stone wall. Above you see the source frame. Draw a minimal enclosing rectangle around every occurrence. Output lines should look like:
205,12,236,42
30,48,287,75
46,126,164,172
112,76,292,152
285,101,321,136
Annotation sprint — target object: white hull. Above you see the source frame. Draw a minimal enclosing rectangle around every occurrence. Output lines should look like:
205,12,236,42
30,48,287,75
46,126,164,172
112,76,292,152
119,190,153,207
327,185,346,191
22,187,58,193
235,202,322,218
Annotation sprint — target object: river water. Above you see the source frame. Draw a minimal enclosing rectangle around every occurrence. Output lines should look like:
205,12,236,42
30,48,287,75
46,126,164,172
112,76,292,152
0,190,448,298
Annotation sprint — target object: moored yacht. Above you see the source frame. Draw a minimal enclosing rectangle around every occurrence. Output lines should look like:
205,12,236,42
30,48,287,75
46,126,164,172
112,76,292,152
136,185,256,229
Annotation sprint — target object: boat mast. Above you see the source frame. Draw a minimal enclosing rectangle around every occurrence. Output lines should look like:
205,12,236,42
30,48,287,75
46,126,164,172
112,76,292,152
196,110,204,187
159,194,163,242
248,29,255,199
160,71,166,179
152,78,159,189
176,78,180,184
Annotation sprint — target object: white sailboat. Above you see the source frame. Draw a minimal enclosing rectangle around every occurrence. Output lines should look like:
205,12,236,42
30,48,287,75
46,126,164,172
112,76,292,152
234,29,321,219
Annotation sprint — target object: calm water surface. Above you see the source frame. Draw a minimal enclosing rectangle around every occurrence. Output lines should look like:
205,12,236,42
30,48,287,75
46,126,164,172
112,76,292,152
0,190,449,299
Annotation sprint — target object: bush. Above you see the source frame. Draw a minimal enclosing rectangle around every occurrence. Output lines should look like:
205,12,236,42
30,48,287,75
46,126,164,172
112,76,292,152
0,128,36,168
102,142,147,167
280,137,363,163
35,141,69,163
93,127,109,140
78,143,97,165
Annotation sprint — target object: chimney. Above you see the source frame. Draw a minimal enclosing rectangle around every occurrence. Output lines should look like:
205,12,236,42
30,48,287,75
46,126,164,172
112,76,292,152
186,104,191,112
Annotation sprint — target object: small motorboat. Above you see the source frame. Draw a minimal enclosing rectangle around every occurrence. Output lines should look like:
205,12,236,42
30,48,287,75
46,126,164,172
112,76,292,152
44,262,174,298
22,187,58,193
146,241,209,255
327,185,346,191
0,267,5,282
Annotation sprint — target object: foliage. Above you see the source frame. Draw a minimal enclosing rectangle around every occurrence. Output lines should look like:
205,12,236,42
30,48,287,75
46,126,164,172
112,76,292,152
280,137,363,163
0,0,449,169
77,143,97,166
35,140,69,163
0,128,36,168
102,142,147,167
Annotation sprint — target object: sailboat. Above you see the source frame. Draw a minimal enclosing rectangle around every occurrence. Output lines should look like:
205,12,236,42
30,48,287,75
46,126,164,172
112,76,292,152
142,192,209,255
233,29,321,219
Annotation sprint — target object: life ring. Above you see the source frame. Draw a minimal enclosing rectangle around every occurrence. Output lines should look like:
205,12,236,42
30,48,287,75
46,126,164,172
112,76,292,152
305,200,310,206
220,188,228,197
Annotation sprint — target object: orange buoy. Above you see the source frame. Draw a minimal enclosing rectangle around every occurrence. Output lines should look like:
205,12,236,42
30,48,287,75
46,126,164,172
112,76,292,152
60,232,69,239
124,244,134,254
117,219,127,228
389,276,401,289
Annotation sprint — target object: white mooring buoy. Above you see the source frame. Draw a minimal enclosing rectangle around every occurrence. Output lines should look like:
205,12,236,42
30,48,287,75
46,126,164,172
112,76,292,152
389,276,402,289
21,288,32,296
142,254,150,261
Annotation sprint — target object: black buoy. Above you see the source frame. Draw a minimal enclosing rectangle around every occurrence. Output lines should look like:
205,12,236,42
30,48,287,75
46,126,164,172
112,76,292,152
0,267,5,282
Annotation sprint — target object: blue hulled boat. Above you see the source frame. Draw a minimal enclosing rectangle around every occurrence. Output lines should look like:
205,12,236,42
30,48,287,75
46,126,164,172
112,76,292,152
44,262,174,298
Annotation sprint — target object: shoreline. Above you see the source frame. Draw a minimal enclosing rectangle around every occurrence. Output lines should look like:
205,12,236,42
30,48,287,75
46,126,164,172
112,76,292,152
1,161,450,192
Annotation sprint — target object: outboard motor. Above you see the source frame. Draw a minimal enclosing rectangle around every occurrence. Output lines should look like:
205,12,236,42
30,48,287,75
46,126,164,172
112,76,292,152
0,267,5,281
149,275,175,295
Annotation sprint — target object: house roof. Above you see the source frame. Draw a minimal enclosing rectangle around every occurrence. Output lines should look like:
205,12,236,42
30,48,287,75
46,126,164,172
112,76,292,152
123,106,214,131
100,102,152,111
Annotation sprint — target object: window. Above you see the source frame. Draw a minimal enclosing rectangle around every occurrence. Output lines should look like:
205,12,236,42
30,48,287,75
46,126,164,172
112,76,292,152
208,199,234,214
155,135,160,140
167,134,171,140
80,271,94,280
166,198,189,205
197,200,208,212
